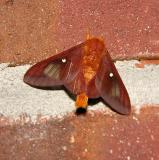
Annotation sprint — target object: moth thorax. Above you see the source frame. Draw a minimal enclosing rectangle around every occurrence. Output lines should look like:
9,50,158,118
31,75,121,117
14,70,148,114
82,50,99,84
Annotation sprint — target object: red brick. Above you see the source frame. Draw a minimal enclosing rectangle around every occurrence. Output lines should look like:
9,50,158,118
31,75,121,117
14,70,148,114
0,107,159,160
0,0,159,64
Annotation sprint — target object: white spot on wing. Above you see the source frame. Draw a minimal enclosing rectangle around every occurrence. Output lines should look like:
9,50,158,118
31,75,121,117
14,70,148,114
109,72,114,77
62,58,67,63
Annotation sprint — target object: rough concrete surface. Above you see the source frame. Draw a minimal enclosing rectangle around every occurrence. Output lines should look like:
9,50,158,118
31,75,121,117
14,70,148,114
0,0,159,63
0,60,159,120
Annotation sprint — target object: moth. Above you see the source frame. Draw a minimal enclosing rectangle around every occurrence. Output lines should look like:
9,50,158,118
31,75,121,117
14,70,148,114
24,38,131,115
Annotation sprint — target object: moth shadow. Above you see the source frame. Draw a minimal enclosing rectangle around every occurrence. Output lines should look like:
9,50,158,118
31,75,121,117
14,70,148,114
30,85,76,101
28,85,63,91
100,99,126,115
28,85,123,115
88,98,119,114
88,98,102,106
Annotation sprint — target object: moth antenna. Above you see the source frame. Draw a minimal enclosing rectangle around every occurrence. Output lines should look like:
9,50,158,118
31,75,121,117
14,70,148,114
86,34,92,40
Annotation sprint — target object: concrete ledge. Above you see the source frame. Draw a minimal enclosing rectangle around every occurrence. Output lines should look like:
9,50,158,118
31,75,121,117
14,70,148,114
1,61,159,159
0,60,159,121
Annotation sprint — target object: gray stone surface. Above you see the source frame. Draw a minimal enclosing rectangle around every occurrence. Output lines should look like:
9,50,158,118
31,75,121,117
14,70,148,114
0,61,159,120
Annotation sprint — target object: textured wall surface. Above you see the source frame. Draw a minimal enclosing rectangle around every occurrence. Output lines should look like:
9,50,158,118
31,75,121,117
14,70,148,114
0,0,159,64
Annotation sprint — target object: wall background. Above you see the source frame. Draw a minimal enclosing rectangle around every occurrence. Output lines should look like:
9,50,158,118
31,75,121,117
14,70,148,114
0,0,159,64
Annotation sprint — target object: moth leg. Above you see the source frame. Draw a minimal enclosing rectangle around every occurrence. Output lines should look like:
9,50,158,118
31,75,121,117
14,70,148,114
75,93,88,109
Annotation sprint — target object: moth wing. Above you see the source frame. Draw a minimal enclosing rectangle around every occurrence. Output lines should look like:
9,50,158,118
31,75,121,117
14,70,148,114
24,45,83,87
95,51,131,115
